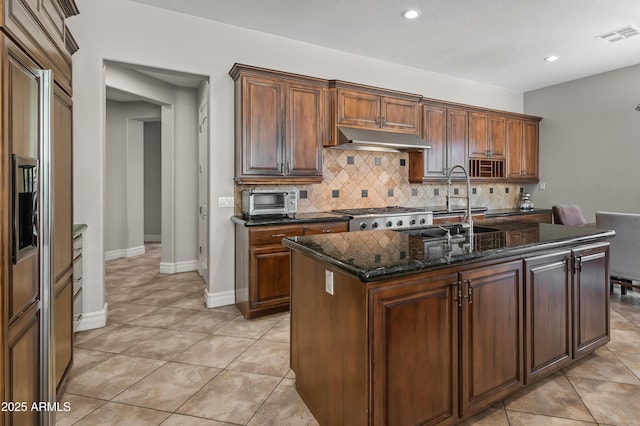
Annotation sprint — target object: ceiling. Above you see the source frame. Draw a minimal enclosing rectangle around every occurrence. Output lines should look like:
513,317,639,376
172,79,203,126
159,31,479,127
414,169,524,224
130,0,640,92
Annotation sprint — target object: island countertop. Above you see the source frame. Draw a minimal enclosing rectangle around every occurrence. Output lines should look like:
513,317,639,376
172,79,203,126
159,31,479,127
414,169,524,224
282,221,615,282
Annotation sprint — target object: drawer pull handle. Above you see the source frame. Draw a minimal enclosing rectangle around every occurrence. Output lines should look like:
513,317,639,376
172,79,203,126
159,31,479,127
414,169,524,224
271,233,286,238
322,229,334,233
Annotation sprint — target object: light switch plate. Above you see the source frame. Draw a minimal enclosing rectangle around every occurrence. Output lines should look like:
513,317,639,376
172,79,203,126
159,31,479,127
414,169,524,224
218,196,234,208
325,270,334,295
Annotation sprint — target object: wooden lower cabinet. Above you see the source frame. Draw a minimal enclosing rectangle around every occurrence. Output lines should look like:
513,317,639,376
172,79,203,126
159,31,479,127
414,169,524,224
524,250,572,383
524,243,610,384
459,261,524,418
572,244,610,358
235,220,348,319
371,273,459,426
290,243,610,425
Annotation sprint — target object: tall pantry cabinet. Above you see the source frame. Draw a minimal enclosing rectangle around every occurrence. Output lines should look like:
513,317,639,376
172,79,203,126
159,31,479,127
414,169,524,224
0,0,79,424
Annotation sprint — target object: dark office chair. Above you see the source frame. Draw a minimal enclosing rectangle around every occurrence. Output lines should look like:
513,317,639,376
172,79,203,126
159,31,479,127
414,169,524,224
552,204,588,226
596,211,640,295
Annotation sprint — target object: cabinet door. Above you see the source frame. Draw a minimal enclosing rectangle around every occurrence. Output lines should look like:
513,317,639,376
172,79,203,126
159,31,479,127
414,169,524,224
506,119,523,179
489,115,506,158
522,121,539,179
6,303,41,426
371,273,459,426
468,112,488,159
459,261,523,417
573,244,610,359
52,85,73,282
380,96,419,134
285,83,324,177
54,274,73,395
525,251,572,383
250,246,291,309
422,104,447,178
447,108,468,177
240,75,284,176
336,89,380,128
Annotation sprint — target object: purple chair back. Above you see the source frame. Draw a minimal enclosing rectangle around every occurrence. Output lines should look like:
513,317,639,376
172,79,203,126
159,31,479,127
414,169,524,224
552,205,588,226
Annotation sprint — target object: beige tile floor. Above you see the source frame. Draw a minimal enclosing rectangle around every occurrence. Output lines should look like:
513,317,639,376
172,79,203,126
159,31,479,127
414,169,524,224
58,244,640,425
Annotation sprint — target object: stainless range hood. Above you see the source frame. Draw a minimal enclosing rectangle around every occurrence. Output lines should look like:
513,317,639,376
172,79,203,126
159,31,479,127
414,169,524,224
331,126,431,152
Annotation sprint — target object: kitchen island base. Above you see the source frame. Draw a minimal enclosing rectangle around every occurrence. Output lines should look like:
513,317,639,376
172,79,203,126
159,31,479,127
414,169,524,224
288,231,611,426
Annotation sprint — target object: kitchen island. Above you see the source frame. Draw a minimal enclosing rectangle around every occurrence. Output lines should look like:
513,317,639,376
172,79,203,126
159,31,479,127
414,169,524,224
283,222,614,425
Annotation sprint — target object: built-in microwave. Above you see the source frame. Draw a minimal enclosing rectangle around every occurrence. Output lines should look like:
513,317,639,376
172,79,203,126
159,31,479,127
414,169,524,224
241,189,298,217
12,154,38,263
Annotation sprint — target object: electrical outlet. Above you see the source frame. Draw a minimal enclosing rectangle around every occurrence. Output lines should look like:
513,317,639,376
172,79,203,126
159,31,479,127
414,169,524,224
218,196,234,208
539,182,546,190
325,270,334,295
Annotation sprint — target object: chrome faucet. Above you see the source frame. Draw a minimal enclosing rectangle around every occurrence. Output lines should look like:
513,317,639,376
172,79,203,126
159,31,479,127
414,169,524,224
446,164,473,232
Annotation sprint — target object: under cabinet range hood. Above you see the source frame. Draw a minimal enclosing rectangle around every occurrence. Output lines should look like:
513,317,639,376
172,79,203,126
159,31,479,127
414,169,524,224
332,126,431,152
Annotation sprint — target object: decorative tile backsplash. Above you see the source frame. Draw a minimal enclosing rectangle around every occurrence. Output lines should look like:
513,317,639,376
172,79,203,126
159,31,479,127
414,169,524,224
235,149,532,214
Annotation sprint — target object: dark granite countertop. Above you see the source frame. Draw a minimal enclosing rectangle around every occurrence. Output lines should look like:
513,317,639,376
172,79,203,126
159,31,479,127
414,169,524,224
73,223,87,237
282,222,615,282
485,208,552,217
231,212,350,227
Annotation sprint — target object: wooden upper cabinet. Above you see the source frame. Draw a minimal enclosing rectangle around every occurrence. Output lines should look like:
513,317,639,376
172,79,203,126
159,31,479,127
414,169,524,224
238,75,284,178
523,121,539,179
230,64,327,184
409,103,468,182
507,118,540,181
469,112,506,159
332,83,421,139
1,0,79,93
447,108,469,174
285,82,325,178
336,89,380,128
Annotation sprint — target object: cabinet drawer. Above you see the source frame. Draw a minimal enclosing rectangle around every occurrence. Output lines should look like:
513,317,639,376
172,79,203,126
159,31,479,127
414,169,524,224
249,225,303,247
302,221,349,235
73,288,83,322
73,234,83,261
73,262,82,294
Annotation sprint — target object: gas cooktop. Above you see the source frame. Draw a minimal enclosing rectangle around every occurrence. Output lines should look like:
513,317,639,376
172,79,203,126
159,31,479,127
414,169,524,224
332,206,433,231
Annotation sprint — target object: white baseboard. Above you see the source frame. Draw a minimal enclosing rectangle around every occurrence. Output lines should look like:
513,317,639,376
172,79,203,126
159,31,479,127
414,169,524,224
205,289,235,308
74,303,109,332
105,245,146,261
144,234,161,243
159,260,199,274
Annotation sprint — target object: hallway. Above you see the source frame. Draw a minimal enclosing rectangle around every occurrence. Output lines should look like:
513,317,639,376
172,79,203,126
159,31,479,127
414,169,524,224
57,244,640,425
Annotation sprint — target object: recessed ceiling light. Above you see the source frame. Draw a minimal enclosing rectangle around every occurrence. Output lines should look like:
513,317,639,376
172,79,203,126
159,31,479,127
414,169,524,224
544,55,560,62
401,9,420,19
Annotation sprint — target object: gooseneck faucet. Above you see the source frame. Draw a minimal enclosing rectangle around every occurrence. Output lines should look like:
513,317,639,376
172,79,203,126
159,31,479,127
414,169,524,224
446,164,473,232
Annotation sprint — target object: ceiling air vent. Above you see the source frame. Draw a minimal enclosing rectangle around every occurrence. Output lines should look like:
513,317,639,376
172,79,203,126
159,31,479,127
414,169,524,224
597,25,640,43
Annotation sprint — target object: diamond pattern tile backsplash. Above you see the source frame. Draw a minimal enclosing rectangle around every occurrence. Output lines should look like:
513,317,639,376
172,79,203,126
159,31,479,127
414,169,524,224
235,149,531,214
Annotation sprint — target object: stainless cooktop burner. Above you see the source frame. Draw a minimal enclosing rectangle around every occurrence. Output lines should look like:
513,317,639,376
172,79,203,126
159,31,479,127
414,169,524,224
332,206,433,231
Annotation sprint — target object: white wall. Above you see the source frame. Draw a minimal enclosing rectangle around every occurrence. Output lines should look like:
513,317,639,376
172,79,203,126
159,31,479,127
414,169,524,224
144,121,162,240
68,0,525,324
524,64,640,221
105,100,160,256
